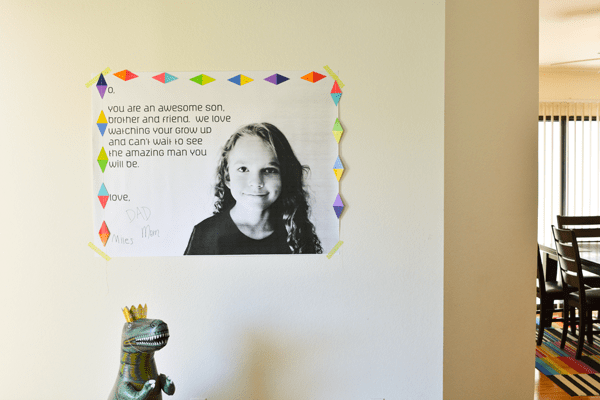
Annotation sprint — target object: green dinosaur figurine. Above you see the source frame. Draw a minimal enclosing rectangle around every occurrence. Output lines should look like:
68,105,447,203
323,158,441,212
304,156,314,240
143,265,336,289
108,304,175,400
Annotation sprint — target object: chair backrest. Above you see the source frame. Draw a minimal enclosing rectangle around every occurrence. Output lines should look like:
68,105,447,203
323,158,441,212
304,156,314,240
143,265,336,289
537,245,546,297
552,226,586,299
557,215,600,239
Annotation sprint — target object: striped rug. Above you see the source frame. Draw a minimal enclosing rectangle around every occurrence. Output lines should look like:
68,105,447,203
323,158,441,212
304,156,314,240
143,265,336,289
536,323,600,396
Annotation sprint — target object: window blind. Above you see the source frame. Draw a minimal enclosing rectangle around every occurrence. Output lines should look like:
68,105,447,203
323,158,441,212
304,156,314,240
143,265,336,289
539,102,600,246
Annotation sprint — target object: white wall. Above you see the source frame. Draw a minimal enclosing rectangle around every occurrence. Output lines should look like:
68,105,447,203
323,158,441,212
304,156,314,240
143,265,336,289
0,1,445,399
1,1,540,398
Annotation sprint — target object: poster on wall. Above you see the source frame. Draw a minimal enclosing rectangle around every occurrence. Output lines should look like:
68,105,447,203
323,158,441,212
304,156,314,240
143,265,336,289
91,70,340,257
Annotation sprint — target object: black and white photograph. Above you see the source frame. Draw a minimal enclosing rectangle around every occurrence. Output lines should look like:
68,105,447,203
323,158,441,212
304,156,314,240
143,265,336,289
184,122,323,255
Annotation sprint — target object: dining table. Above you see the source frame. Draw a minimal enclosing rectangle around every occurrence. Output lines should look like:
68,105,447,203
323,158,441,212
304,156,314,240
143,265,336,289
540,242,600,281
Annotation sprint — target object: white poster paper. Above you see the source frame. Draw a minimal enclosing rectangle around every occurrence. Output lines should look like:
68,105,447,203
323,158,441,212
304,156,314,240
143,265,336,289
92,70,340,256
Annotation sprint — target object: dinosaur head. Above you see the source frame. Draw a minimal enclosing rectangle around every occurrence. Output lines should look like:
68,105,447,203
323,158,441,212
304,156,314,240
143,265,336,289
121,318,170,354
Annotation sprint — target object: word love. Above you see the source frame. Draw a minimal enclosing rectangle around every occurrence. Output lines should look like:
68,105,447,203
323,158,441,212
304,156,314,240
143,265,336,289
108,193,129,201
195,115,231,123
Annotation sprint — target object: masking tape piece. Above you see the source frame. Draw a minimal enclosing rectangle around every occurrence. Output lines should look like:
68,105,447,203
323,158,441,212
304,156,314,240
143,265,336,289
323,65,344,89
88,242,111,261
86,68,112,88
326,240,344,259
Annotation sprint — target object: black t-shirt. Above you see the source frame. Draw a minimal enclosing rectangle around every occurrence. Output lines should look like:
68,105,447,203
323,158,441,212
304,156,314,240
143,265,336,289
184,211,292,255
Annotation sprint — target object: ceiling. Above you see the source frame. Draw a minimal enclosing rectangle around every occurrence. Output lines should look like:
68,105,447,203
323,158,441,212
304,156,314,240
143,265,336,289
540,0,600,68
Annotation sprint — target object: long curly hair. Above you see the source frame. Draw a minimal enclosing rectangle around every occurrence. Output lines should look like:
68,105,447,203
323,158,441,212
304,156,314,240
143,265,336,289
213,123,322,254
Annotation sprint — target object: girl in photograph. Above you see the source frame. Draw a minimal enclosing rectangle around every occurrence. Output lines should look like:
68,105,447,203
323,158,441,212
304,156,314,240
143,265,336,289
184,123,322,255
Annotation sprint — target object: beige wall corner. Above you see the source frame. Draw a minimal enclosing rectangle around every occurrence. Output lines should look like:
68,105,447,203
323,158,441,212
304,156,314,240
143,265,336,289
445,1,539,399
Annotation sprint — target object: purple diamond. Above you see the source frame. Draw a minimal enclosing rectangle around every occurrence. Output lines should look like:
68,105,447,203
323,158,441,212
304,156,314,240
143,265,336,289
264,73,289,85
333,194,344,218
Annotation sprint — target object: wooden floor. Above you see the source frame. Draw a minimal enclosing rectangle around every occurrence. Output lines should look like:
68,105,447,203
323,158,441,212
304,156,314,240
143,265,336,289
534,368,600,399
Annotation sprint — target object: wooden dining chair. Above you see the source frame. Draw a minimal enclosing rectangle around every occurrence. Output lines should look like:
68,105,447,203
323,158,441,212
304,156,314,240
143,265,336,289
537,245,574,345
557,215,600,239
556,215,600,287
552,226,600,359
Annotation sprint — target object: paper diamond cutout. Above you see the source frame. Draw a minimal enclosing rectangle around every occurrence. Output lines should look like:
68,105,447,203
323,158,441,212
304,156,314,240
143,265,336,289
113,70,127,80
98,147,108,160
97,111,108,136
332,118,343,143
126,71,138,80
153,72,178,83
240,75,253,85
98,183,109,196
97,110,107,124
164,73,177,83
98,197,108,208
190,74,215,85
113,70,126,80
228,74,253,86
331,81,342,105
97,73,107,86
98,183,109,208
333,156,344,181
264,74,289,85
98,160,108,173
97,85,107,99
332,118,343,132
97,147,108,173
333,156,343,169
96,73,107,98
331,93,342,106
301,71,327,83
99,221,110,246
97,123,107,136
114,70,138,81
331,81,342,94
333,194,344,218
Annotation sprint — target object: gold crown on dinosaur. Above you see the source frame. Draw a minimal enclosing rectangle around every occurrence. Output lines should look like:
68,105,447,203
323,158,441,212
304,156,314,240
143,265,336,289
122,304,148,322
